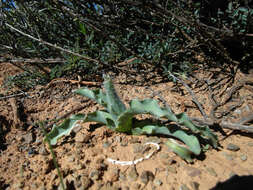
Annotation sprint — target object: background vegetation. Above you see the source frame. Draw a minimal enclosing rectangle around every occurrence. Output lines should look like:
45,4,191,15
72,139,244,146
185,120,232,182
0,0,253,90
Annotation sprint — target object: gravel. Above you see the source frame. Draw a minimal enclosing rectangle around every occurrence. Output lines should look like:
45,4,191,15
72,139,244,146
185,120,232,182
222,152,234,161
140,170,155,184
180,184,191,190
154,179,163,186
127,166,139,182
190,181,200,190
226,143,240,151
206,167,217,177
240,154,247,161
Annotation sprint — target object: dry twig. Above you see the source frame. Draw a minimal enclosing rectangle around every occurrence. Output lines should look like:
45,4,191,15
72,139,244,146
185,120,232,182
168,72,208,120
5,23,101,65
0,57,65,64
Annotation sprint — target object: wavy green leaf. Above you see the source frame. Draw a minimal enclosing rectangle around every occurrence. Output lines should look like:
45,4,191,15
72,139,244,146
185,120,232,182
115,110,134,133
177,113,218,147
45,77,218,162
74,88,107,107
45,114,85,145
103,75,126,115
130,99,178,122
165,139,194,163
132,125,201,155
84,110,116,129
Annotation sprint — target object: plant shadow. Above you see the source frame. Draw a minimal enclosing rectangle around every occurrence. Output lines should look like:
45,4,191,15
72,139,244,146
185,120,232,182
210,175,253,190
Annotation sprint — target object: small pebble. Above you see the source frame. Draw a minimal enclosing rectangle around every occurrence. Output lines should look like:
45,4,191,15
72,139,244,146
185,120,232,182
185,166,201,177
180,184,190,190
122,186,130,190
140,170,154,184
91,148,103,157
154,179,162,186
132,143,144,154
35,138,42,145
189,181,200,190
159,153,169,159
67,155,75,162
31,183,38,189
28,147,37,156
227,143,240,151
161,158,174,165
247,142,253,147
222,152,234,161
72,125,82,133
89,170,100,181
145,136,161,144
39,146,49,155
206,167,217,177
240,154,247,161
166,166,177,174
13,181,24,189
114,136,122,143
119,172,127,181
108,168,120,182
39,185,46,190
127,167,138,182
23,133,34,144
75,133,90,143
101,183,120,190
129,137,139,143
103,141,111,148
132,183,141,190
120,139,128,146
76,163,85,170
229,172,237,178
50,173,57,181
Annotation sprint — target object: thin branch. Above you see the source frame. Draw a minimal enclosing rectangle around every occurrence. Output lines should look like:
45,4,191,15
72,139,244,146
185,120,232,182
191,117,253,133
238,114,253,125
0,92,29,100
0,44,13,50
220,121,253,133
0,57,66,64
168,72,208,120
4,23,101,64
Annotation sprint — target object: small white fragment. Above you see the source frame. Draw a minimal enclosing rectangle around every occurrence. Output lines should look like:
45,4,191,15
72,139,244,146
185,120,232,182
106,142,160,166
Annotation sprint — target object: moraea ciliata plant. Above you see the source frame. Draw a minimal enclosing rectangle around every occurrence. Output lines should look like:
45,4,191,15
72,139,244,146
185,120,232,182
45,75,217,162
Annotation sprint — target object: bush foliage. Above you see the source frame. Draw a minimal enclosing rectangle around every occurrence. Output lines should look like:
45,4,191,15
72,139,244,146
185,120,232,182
0,0,253,88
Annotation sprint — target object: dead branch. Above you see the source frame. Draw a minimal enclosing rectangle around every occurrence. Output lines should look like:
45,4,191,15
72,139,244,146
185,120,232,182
9,98,24,128
168,72,208,120
238,114,253,125
0,57,66,64
0,92,29,100
4,23,101,65
191,117,253,133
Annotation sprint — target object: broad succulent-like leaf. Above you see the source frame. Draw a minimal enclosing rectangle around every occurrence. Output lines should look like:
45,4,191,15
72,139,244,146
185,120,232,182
129,99,216,148
115,110,134,133
45,76,218,162
130,99,178,122
45,114,85,145
132,125,201,155
103,75,126,115
177,113,218,148
74,88,107,107
165,139,194,163
84,110,115,128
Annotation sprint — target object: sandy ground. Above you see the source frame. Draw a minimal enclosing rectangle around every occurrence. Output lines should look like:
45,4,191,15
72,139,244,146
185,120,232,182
0,62,253,190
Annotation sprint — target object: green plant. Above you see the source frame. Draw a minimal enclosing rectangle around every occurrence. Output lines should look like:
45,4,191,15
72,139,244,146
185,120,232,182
40,122,65,190
45,76,217,163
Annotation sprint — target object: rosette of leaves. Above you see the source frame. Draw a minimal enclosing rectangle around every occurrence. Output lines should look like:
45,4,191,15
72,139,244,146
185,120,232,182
45,76,217,162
